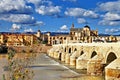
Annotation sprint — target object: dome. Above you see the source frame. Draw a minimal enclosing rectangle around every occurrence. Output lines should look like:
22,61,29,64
38,30,41,32
84,25,90,29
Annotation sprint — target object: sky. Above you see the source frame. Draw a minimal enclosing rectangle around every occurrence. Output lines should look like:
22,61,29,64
0,0,120,35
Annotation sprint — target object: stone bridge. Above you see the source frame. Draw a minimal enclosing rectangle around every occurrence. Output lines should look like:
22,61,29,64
48,42,120,80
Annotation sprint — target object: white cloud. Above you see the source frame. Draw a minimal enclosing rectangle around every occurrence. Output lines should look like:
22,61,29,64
28,21,45,26
57,25,69,32
77,18,87,24
36,5,61,16
65,8,99,18
98,12,120,26
60,25,68,30
27,0,60,16
98,0,120,13
24,28,33,32
0,0,33,14
105,28,120,33
98,20,120,26
0,14,36,24
65,8,85,17
10,24,21,31
103,12,120,21
97,1,120,26
83,10,98,18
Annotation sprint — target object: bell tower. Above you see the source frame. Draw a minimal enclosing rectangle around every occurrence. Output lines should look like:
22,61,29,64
71,23,74,28
37,30,41,38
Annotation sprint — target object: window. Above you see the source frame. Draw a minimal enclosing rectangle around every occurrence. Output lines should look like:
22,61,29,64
71,37,73,40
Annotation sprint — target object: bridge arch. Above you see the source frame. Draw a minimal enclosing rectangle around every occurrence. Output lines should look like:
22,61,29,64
74,48,77,52
91,51,97,58
106,52,117,64
80,51,84,56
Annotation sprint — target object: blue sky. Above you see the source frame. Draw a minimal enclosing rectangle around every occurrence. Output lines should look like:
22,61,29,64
0,0,120,34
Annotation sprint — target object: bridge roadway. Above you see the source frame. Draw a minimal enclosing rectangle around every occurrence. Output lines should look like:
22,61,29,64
32,53,104,80
32,53,80,80
0,53,104,80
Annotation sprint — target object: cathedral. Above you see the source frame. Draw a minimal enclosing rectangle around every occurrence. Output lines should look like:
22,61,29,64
48,24,99,45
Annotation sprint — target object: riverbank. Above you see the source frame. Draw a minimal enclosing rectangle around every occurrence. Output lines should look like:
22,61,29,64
0,53,104,80
9,44,52,53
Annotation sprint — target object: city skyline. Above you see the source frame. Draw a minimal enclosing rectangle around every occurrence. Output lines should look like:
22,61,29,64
0,0,120,35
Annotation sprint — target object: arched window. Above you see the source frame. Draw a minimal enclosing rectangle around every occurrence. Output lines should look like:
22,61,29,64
75,37,77,40
74,48,77,51
106,52,117,64
53,37,55,40
69,48,71,53
60,37,62,40
70,32,72,35
91,51,97,58
64,48,66,52
71,37,73,40
64,37,66,40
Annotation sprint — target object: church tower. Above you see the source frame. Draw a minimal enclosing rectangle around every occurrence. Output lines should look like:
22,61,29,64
70,23,75,36
71,23,74,28
36,30,41,38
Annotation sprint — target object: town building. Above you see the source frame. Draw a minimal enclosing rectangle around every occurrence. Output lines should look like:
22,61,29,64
0,33,37,46
48,24,98,45
0,24,119,46
0,30,50,46
48,24,119,45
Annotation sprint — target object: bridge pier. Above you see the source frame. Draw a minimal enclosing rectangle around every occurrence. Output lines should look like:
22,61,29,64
76,54,89,69
105,58,120,80
70,51,77,66
87,59,103,76
53,51,59,59
48,50,54,57
65,53,70,64
76,59,88,69
61,52,66,61
70,57,76,66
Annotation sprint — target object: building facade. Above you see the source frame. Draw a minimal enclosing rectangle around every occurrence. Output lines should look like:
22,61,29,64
0,33,37,46
0,30,50,46
48,24,119,45
48,24,98,45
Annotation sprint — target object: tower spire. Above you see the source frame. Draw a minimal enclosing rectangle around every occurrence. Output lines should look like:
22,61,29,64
71,23,74,28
